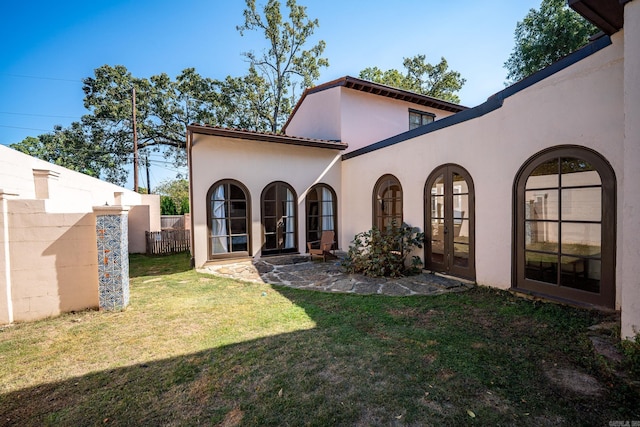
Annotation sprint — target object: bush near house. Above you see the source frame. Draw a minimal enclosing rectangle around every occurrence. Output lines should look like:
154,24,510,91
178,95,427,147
343,222,424,277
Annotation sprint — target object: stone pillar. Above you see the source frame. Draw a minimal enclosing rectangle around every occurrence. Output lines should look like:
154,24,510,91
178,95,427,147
93,205,131,310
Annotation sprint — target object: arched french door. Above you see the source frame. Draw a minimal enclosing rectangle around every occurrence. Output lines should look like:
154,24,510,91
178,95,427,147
261,181,297,255
425,165,475,280
306,184,337,251
373,174,403,229
207,179,251,259
514,146,616,308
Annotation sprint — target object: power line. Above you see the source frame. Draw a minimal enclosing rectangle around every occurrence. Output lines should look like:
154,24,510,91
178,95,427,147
0,124,54,132
0,111,81,120
0,73,82,83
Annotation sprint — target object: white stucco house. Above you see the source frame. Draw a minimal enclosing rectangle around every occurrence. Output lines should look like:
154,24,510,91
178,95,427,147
187,0,640,339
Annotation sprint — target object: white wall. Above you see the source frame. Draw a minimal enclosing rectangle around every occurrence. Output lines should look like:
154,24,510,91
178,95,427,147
341,34,624,297
621,0,640,339
190,135,343,267
340,89,456,153
285,86,458,153
0,145,144,210
285,87,342,142
0,146,162,323
0,145,160,253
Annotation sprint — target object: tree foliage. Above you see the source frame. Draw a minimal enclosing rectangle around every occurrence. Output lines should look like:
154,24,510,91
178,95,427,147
504,0,598,83
13,0,326,185
155,179,189,214
238,0,329,132
10,122,129,184
160,196,179,215
359,54,466,104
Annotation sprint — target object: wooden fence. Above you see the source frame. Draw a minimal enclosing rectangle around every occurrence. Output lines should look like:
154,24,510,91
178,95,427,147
145,230,191,255
161,215,185,230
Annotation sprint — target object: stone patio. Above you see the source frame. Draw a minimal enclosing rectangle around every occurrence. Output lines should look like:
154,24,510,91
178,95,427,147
199,253,474,296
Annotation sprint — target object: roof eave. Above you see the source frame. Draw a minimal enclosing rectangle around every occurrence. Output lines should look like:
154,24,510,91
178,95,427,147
568,0,626,35
282,76,467,133
187,124,348,151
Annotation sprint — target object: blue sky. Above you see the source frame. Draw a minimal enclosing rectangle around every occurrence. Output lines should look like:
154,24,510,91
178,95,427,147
0,0,540,187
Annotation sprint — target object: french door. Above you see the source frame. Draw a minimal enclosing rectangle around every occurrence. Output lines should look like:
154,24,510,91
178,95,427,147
261,182,297,255
425,165,475,280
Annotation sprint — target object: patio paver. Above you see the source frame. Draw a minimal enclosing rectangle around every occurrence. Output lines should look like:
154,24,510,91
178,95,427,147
199,254,474,296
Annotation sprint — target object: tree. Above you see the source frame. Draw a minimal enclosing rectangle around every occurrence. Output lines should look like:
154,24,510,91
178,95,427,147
10,121,129,185
359,54,466,104
82,65,222,170
154,179,189,215
504,0,598,83
13,1,328,184
160,196,179,215
237,0,329,132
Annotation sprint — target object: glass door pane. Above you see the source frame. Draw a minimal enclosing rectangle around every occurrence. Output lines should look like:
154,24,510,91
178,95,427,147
426,167,474,280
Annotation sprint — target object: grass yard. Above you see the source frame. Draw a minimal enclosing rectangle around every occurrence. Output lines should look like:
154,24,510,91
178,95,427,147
1,253,639,426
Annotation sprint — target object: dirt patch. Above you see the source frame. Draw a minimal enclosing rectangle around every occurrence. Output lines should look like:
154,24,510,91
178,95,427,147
220,407,244,427
436,369,456,382
479,390,511,414
387,308,442,327
423,353,437,365
545,367,604,396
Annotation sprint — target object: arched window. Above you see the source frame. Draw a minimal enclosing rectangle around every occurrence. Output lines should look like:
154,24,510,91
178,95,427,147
424,164,475,280
207,179,251,259
514,146,616,308
306,184,337,250
373,174,403,229
261,181,297,255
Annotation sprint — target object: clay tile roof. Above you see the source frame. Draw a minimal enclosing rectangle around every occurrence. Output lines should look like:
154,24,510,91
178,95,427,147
186,123,348,150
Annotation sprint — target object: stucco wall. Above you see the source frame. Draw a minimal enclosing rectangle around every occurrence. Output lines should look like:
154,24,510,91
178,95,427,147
190,135,343,268
4,200,98,322
285,87,342,142
284,86,458,154
0,145,160,253
621,0,640,339
0,145,161,323
128,194,161,254
0,194,13,323
341,34,624,298
339,89,457,153
0,145,144,210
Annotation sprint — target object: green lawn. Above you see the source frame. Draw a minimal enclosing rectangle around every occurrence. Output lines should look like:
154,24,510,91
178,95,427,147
0,253,638,426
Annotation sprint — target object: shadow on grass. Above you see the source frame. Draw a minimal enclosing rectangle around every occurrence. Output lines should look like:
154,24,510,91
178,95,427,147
2,284,639,426
128,252,192,278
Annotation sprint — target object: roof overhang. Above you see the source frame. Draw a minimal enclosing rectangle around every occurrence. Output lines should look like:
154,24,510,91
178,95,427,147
568,0,628,35
282,76,467,133
187,124,348,151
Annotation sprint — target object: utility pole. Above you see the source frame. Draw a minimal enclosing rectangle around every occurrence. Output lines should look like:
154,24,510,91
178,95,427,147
145,153,151,194
132,87,139,193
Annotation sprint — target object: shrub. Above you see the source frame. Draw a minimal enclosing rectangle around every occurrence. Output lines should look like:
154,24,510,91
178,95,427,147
342,222,425,277
621,333,640,377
